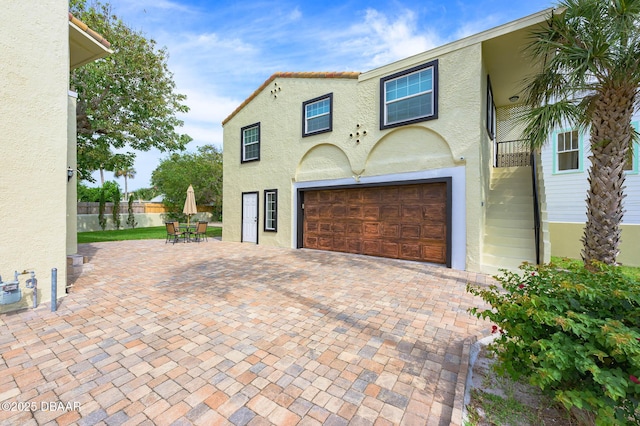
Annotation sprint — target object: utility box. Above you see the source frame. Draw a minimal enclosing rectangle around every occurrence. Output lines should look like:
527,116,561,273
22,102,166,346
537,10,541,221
0,279,21,305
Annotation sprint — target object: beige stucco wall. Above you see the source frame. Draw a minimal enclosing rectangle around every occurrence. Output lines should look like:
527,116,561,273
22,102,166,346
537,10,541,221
549,222,640,267
223,42,487,270
1,1,70,312
68,93,78,255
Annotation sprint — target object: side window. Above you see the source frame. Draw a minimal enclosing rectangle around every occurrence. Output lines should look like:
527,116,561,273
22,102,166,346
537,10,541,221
264,189,277,232
486,76,496,140
241,123,260,163
556,130,580,172
302,93,333,137
380,60,438,129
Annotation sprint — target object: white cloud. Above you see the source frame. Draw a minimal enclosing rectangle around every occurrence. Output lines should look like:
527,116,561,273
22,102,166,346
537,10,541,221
453,14,503,40
332,8,443,68
289,7,302,22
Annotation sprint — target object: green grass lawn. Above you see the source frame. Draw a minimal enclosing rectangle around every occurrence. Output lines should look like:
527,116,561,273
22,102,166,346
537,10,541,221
551,256,640,281
78,226,222,243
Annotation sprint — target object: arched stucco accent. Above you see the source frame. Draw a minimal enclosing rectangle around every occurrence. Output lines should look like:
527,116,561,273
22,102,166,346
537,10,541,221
364,126,455,176
295,143,353,182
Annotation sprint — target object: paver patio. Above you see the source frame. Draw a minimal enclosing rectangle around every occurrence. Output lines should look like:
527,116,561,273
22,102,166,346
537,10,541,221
0,240,492,425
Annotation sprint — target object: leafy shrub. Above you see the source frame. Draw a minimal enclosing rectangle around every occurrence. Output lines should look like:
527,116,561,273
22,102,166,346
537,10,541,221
98,187,107,231
467,262,640,425
127,195,137,229
112,187,121,230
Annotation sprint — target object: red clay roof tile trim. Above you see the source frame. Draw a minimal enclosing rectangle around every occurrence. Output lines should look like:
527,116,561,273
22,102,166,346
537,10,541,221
69,12,111,49
222,71,360,125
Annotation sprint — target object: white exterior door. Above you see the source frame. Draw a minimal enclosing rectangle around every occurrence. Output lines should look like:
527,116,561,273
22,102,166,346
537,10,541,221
242,192,258,243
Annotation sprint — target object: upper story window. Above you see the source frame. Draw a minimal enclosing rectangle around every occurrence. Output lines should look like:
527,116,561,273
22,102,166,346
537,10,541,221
241,123,260,163
303,93,333,137
380,60,438,129
556,130,580,172
486,76,496,140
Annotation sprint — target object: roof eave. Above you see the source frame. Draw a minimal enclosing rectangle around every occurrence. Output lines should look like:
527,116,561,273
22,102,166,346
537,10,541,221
69,16,112,70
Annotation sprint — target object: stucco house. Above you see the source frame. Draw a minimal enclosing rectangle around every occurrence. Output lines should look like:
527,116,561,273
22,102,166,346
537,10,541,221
540,115,640,266
0,1,111,313
222,9,557,273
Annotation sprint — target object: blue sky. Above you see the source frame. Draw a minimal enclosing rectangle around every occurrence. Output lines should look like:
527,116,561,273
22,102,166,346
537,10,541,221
99,0,554,191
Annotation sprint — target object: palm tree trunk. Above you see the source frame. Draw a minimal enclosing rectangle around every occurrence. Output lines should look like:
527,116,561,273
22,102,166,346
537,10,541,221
581,86,635,266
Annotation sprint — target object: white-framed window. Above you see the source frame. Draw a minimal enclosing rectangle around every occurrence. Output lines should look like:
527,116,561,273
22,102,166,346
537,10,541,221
555,129,581,172
380,60,438,129
241,123,260,163
303,93,332,137
264,189,277,232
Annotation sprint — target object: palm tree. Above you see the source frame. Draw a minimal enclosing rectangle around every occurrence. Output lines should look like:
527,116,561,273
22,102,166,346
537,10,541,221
521,0,640,266
114,167,136,201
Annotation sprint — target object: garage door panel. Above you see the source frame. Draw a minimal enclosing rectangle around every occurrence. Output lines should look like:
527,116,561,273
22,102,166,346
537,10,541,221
305,236,318,248
400,224,421,239
333,237,347,251
362,240,381,256
400,243,422,259
402,205,422,220
423,245,446,263
319,222,332,233
381,242,399,258
347,239,361,253
422,224,446,240
348,206,363,219
382,224,400,238
363,190,381,203
303,182,448,264
318,237,333,250
319,205,332,217
423,205,446,221
332,205,346,218
380,187,399,202
332,190,347,203
332,223,347,234
363,206,380,220
347,223,362,235
380,205,399,219
318,191,332,202
363,222,380,237
305,205,319,219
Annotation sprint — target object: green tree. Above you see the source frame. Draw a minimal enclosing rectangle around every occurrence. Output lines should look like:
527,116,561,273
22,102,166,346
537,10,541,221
69,0,191,182
115,166,136,201
112,187,121,230
521,0,640,266
132,187,161,201
78,181,121,202
151,145,223,219
98,187,107,231
127,195,137,229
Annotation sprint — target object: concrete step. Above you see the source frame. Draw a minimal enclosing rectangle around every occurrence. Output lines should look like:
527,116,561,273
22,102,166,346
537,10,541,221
486,208,534,221
486,217,535,229
484,231,535,249
484,225,534,239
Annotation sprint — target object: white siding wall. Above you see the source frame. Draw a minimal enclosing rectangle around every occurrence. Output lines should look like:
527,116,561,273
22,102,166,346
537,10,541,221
541,114,640,224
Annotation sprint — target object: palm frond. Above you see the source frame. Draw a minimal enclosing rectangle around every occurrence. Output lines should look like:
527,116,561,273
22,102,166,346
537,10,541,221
519,101,582,149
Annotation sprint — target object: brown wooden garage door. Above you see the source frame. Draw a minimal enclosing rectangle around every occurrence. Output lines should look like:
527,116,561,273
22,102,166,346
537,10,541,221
302,182,448,264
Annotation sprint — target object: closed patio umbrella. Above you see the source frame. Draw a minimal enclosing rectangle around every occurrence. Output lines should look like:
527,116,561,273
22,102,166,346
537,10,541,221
183,184,198,226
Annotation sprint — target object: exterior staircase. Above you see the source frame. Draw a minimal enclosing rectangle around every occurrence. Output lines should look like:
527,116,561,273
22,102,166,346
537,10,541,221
481,166,537,274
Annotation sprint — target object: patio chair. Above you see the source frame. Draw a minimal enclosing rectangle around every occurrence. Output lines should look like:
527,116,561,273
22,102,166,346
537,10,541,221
165,222,186,244
194,221,208,242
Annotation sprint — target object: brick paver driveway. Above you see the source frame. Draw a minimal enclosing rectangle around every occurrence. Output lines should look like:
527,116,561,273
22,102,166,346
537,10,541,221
0,240,491,426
